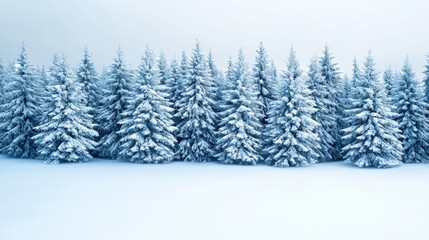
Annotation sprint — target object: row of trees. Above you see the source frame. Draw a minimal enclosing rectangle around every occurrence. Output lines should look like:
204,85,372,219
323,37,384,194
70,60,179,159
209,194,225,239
0,42,428,168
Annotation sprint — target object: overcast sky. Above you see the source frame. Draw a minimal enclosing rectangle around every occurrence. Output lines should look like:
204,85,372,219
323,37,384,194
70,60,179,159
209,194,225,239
1,0,428,77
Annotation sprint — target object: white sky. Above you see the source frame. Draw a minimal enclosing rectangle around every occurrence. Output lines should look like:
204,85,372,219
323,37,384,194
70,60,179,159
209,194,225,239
1,0,428,77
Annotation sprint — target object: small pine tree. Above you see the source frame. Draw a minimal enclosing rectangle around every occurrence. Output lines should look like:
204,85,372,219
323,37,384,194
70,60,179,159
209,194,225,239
168,59,181,117
383,66,395,99
216,50,262,165
175,43,217,162
392,59,429,163
33,56,98,163
117,48,176,163
341,74,352,115
158,53,170,86
342,54,403,168
266,49,320,167
0,45,42,158
319,45,342,161
97,49,133,158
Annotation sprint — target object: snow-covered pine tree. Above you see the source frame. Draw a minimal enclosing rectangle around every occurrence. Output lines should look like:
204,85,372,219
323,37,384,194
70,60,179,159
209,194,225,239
117,48,176,163
175,43,217,162
392,59,429,163
172,52,189,120
216,50,263,165
207,51,222,86
265,49,320,167
77,48,100,117
342,73,352,113
423,56,429,103
342,54,403,168
319,45,342,161
97,49,133,158
33,56,98,163
34,66,51,124
0,59,5,92
0,45,42,158
0,60,9,147
158,53,170,86
168,59,180,117
253,42,275,124
224,57,235,88
157,53,172,102
306,57,334,162
383,66,395,99
207,51,224,113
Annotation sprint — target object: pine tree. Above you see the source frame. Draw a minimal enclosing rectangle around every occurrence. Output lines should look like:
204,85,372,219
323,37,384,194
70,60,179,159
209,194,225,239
265,50,320,167
383,66,395,100
207,51,224,113
307,57,335,162
0,59,5,92
216,50,262,165
33,56,98,163
117,48,176,163
207,51,222,87
342,74,352,114
168,59,181,117
0,45,42,158
175,43,217,162
77,48,100,116
253,42,275,123
342,54,403,168
158,53,170,86
157,53,171,101
319,45,342,161
224,57,235,89
392,59,429,163
97,49,133,158
423,56,429,103
0,61,10,146
172,52,189,119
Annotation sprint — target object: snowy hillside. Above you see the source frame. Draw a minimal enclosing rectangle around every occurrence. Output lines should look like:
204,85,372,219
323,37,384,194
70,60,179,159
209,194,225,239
1,156,428,240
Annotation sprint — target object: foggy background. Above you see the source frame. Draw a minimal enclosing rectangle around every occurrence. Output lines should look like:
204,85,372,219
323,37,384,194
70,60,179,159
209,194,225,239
1,0,428,77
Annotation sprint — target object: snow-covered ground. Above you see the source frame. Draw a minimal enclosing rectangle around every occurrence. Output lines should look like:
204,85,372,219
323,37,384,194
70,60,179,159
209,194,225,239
0,155,428,240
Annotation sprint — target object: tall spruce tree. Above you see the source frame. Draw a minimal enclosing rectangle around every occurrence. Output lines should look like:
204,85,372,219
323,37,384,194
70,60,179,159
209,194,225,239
97,49,133,158
77,48,100,117
117,48,176,163
175,43,217,162
33,56,98,163
216,50,263,165
423,56,429,103
392,59,429,163
265,50,320,167
319,46,342,161
252,42,275,123
307,57,335,162
172,52,189,119
0,45,41,158
342,54,403,168
207,51,224,114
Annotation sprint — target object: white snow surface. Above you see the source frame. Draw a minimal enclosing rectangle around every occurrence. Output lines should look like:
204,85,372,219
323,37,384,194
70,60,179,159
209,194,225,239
0,155,428,240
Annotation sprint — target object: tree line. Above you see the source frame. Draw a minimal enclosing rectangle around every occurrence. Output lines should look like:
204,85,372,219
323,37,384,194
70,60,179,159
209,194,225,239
0,42,428,168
